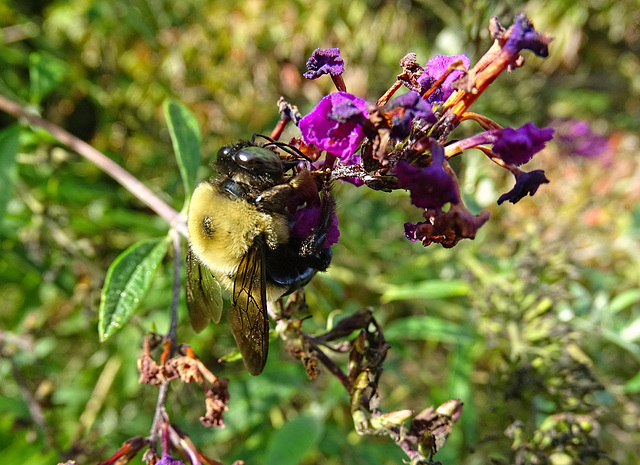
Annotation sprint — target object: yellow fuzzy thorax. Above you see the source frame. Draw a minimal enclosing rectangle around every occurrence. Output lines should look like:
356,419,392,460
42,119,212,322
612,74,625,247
187,182,289,284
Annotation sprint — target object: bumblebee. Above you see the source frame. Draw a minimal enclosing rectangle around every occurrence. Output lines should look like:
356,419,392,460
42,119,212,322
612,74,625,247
186,138,337,375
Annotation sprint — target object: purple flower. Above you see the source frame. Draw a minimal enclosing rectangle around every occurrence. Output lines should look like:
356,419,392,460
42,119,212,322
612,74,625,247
157,454,185,465
389,91,436,139
395,139,459,209
497,169,549,205
555,118,609,158
492,122,554,165
404,204,490,248
503,14,552,58
304,48,345,79
417,54,470,103
299,92,369,164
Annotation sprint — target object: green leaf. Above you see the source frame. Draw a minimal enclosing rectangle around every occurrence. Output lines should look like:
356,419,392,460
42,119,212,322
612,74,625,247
0,124,21,223
609,289,640,314
98,237,169,341
164,99,201,205
381,279,470,302
29,51,68,104
624,369,640,393
263,413,324,465
385,316,472,344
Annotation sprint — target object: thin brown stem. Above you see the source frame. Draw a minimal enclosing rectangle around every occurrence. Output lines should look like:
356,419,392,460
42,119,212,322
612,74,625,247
0,94,187,237
305,336,351,390
169,230,181,345
148,381,170,450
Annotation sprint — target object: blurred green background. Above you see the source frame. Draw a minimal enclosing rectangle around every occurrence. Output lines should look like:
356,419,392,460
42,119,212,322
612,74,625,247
1,0,639,464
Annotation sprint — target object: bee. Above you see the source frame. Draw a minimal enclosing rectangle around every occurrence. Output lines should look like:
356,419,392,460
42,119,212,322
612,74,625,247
186,137,337,375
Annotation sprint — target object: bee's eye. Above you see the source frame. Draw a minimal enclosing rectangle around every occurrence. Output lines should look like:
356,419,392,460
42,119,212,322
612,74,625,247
234,146,283,176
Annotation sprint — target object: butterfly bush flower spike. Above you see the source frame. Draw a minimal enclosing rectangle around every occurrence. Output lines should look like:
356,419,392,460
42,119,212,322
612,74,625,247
295,14,553,247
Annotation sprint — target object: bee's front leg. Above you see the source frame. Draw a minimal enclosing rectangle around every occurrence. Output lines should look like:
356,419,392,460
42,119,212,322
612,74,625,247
254,183,296,211
255,171,321,211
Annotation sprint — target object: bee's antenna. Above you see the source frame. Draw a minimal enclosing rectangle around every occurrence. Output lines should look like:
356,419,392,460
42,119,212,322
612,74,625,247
252,133,313,163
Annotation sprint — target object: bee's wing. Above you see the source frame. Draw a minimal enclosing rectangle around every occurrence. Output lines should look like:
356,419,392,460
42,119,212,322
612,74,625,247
186,246,223,332
228,237,269,375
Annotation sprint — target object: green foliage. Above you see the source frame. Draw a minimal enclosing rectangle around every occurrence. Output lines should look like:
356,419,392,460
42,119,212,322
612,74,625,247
164,99,202,206
1,1,639,465
28,51,68,105
98,236,170,341
0,124,20,222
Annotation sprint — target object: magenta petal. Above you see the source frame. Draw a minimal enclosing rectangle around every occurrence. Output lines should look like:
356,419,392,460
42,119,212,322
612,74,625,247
299,92,368,164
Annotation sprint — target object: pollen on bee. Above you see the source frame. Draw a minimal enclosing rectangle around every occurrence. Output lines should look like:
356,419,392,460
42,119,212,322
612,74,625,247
202,216,215,236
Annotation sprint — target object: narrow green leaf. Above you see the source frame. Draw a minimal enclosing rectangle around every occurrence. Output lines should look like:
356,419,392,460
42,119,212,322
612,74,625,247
263,414,324,465
0,124,21,222
164,99,201,204
98,237,169,341
29,51,68,104
385,316,472,344
609,289,640,314
381,279,470,303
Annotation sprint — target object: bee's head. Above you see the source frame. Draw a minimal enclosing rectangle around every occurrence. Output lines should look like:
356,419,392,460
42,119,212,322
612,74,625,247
215,141,285,179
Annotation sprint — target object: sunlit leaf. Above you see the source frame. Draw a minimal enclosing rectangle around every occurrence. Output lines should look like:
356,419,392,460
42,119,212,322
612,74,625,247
609,289,640,314
263,413,324,465
624,370,640,394
29,51,68,104
164,99,201,206
382,279,470,302
0,124,21,222
98,237,169,341
620,317,640,343
385,316,472,344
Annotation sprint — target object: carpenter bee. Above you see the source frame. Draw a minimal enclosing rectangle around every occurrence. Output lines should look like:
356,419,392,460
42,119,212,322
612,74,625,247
186,137,337,375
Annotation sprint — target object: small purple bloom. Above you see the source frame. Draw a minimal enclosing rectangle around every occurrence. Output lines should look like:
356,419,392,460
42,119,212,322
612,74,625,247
492,122,554,165
299,92,368,164
404,203,490,248
395,140,459,209
417,54,470,103
404,221,421,241
555,118,609,158
503,14,552,58
389,91,436,139
304,48,345,79
157,454,185,465
497,169,549,205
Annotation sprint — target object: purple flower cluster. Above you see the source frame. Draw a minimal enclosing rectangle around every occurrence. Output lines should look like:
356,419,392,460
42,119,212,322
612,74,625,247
394,140,459,209
290,14,554,248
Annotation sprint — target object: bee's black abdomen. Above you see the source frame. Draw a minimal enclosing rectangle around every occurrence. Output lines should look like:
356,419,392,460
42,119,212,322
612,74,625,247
264,242,332,296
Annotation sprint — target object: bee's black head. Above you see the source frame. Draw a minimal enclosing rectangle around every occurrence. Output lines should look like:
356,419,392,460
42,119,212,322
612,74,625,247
216,141,284,179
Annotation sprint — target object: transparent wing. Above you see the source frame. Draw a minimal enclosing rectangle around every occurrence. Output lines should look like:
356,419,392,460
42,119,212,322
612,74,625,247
186,246,223,332
228,237,269,375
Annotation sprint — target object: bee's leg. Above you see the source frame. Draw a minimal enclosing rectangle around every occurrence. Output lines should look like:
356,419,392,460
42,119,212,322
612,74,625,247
254,183,296,210
256,171,321,211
